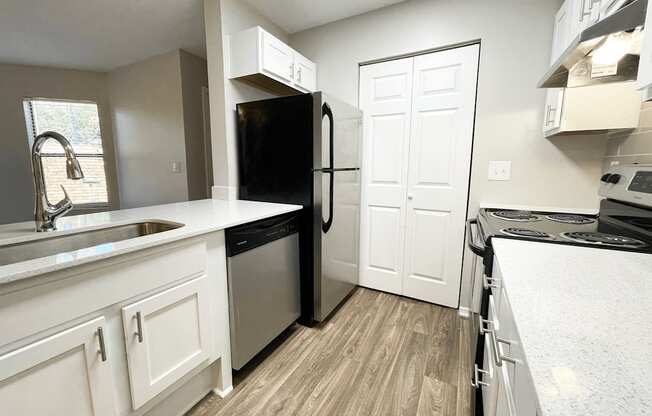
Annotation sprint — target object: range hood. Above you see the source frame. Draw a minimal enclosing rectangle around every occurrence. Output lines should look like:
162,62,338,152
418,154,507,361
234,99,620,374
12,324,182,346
538,0,648,88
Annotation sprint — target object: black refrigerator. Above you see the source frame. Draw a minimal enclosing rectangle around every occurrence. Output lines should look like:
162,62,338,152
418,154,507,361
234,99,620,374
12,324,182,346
236,92,362,323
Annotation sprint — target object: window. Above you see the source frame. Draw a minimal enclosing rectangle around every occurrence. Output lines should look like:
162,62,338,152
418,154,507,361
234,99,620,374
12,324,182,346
23,98,109,207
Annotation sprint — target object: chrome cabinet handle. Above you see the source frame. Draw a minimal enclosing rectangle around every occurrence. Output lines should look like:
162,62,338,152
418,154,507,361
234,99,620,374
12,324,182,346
97,326,108,362
289,63,295,79
297,67,302,83
472,364,490,389
135,311,144,343
497,337,519,365
488,330,519,367
483,275,500,290
545,105,556,126
579,0,589,21
478,315,495,335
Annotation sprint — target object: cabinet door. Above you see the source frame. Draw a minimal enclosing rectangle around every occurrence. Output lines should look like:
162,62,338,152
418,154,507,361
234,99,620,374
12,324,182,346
481,333,499,416
0,317,115,416
260,31,295,83
543,88,564,134
570,0,601,38
637,0,652,91
293,51,317,92
551,0,572,63
122,276,211,409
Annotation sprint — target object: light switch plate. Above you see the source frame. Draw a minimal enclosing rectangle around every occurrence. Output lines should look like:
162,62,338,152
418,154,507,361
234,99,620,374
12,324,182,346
171,161,183,173
488,161,511,181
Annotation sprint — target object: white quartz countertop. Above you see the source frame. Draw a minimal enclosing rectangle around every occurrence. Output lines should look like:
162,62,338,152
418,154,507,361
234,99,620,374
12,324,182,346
0,199,302,286
492,238,652,416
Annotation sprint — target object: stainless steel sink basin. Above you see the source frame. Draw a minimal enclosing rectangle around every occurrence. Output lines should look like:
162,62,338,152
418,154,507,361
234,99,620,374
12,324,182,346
0,221,184,266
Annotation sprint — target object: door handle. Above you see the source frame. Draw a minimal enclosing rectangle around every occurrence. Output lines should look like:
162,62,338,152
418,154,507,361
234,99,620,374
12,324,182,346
483,275,500,290
545,105,556,125
97,326,108,362
135,311,144,343
407,194,414,200
471,364,490,389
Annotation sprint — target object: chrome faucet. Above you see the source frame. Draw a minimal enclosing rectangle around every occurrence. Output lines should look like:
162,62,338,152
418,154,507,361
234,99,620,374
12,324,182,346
31,131,84,232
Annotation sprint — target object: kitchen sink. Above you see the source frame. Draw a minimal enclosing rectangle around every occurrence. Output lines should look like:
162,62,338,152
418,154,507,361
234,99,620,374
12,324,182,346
0,221,184,266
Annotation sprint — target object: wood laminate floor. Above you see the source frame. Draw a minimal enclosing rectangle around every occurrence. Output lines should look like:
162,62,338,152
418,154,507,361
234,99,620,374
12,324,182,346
187,287,472,416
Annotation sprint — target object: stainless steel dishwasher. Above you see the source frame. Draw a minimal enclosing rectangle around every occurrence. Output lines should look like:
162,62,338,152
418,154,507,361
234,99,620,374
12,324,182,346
225,213,301,370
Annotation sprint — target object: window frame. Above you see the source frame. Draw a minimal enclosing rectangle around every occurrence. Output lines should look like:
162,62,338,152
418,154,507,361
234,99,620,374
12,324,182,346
23,97,111,210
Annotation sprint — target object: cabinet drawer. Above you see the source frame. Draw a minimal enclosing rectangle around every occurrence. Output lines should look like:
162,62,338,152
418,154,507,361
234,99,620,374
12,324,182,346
0,317,115,416
122,275,211,409
0,240,207,348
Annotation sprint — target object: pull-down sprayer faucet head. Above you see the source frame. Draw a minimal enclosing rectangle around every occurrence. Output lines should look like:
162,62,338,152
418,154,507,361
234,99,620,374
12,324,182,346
31,131,85,231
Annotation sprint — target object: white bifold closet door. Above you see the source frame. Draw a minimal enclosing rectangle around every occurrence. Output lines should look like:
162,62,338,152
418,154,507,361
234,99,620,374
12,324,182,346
359,44,479,307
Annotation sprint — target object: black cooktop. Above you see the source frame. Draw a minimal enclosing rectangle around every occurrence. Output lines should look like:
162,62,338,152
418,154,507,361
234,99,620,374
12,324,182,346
477,200,652,253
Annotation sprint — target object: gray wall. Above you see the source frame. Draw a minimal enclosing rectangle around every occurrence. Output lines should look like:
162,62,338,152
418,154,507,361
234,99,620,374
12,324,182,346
109,50,190,209
0,63,119,225
180,50,210,201
290,0,607,213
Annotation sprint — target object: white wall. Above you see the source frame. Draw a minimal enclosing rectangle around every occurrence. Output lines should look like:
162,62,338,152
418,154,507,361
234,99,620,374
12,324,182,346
207,0,290,199
109,50,189,208
0,63,120,225
289,0,609,309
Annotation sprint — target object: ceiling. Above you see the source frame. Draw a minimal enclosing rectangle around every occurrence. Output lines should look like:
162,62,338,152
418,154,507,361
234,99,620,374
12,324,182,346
243,0,408,34
0,0,206,72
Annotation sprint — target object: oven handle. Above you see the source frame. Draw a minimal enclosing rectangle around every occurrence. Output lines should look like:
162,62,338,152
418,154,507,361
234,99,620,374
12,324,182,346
466,218,486,257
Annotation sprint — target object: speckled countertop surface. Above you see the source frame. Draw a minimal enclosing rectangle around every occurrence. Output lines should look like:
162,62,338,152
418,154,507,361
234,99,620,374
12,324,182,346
492,238,652,416
0,199,302,286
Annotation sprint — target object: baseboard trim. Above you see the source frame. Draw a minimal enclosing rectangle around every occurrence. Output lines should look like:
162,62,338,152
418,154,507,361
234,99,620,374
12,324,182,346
211,185,237,200
458,307,471,319
213,385,233,398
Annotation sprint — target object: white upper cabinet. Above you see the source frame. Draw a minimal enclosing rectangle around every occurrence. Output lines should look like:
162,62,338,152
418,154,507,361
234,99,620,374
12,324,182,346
543,82,641,137
293,50,317,92
637,0,652,98
543,0,642,136
0,317,116,416
260,30,295,84
551,0,572,63
229,26,317,94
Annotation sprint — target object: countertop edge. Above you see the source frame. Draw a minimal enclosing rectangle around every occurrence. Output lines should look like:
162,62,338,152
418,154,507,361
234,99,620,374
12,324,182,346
0,200,303,287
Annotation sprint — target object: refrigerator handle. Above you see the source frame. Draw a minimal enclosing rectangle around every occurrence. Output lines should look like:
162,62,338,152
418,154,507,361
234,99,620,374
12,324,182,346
322,171,334,233
321,102,334,234
322,102,334,169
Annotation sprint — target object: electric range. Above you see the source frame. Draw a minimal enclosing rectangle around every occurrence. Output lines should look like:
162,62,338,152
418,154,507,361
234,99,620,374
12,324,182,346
466,164,652,415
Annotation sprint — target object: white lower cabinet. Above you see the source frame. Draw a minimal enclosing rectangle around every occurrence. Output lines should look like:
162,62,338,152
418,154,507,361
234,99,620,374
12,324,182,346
122,275,212,410
0,317,116,416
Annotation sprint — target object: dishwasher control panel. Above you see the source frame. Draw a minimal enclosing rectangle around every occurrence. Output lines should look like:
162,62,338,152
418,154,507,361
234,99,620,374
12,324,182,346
226,212,300,256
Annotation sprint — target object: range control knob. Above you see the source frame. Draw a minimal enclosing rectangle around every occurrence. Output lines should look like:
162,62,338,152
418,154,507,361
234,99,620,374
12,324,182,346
600,173,612,183
607,174,621,184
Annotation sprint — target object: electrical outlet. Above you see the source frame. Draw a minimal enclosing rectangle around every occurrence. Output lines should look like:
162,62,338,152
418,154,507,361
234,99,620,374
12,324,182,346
488,161,511,181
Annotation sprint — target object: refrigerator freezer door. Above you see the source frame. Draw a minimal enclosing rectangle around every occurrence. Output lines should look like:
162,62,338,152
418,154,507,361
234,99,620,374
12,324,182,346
314,92,363,171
